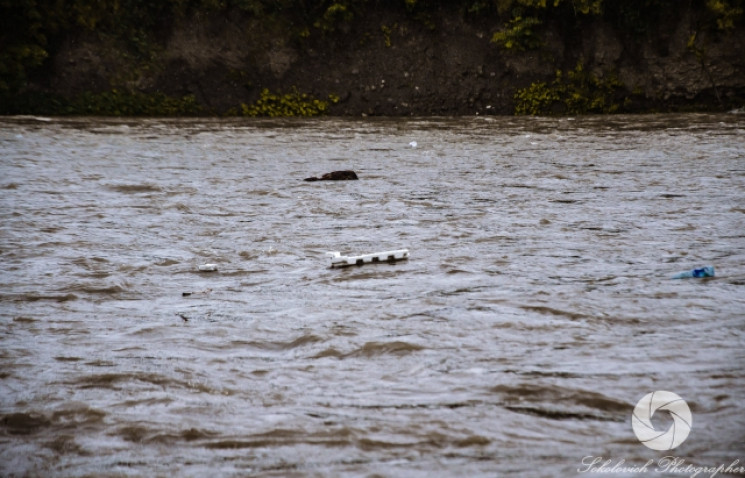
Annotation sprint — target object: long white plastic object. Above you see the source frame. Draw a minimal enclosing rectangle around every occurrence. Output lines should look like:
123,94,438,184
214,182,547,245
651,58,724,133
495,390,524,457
327,249,409,268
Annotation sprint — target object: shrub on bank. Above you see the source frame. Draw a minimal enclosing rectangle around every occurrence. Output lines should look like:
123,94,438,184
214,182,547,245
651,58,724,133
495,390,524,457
234,88,340,117
514,62,628,115
0,89,203,116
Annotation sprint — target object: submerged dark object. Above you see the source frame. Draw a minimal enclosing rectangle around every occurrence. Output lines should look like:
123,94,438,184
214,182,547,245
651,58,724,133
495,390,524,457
304,170,359,181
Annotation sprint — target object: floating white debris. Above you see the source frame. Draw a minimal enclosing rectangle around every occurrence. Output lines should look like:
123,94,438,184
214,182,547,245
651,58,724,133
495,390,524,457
327,249,409,268
409,141,418,148
198,264,218,272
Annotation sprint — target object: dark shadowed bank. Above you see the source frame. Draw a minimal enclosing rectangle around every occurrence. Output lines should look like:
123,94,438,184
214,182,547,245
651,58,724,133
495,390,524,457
2,0,744,116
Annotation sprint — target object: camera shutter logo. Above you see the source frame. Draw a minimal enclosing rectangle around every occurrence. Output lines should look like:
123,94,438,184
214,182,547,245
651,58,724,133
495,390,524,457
632,391,692,450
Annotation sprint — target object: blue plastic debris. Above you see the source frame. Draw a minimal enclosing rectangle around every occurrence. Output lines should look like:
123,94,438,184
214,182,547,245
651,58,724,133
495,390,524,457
672,266,715,279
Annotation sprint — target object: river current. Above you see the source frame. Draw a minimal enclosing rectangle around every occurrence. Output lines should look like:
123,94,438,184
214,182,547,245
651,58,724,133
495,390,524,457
1,114,744,477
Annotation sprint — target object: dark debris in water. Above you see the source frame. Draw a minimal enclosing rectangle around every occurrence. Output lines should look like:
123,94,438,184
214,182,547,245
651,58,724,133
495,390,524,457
303,170,359,182
504,405,624,422
312,340,425,359
1,412,51,435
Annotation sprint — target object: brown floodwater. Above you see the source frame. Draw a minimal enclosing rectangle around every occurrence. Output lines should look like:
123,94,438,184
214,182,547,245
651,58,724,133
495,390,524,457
1,114,744,477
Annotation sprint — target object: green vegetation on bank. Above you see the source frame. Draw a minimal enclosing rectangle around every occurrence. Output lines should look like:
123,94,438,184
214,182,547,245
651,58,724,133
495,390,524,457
489,0,742,52
491,16,543,51
1,0,743,116
233,88,340,117
1,89,203,116
514,62,627,115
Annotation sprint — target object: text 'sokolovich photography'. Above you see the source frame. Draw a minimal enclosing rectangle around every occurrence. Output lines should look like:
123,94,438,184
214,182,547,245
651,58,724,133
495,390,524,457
578,457,745,477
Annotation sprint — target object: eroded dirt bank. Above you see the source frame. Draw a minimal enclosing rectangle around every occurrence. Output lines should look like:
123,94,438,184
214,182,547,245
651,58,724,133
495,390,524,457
21,3,745,115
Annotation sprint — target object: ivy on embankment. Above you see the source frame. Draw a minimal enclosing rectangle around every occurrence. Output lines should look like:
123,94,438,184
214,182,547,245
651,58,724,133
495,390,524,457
489,0,742,53
0,0,405,116
0,88,203,116
1,0,743,116
231,88,340,117
513,62,627,115
2,87,339,117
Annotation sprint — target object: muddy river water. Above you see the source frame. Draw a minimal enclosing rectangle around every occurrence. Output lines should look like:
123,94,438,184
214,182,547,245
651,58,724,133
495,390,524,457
1,114,744,477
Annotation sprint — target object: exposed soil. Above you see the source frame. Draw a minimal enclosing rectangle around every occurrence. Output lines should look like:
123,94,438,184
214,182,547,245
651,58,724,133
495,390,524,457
44,4,745,115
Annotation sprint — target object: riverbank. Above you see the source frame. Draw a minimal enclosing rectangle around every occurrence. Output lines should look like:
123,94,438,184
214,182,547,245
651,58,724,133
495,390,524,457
2,1,744,116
